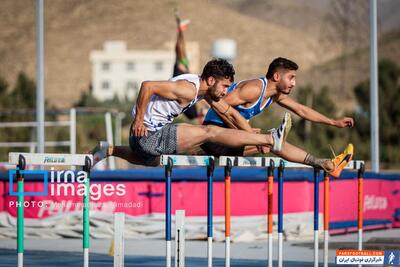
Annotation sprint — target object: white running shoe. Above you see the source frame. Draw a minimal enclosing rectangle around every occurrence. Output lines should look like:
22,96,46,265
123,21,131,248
271,112,292,152
91,141,109,166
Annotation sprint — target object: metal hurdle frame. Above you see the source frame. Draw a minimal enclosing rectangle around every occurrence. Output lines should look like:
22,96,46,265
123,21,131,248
267,159,275,267
323,170,329,267
160,155,215,267
219,156,365,267
219,156,283,267
314,167,320,267
224,158,232,267
357,163,365,267
8,152,93,267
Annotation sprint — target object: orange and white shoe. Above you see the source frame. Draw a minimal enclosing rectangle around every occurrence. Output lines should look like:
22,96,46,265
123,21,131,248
329,143,354,178
175,9,190,32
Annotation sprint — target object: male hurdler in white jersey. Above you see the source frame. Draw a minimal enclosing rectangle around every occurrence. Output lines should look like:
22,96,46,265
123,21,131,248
91,59,292,166
201,57,355,177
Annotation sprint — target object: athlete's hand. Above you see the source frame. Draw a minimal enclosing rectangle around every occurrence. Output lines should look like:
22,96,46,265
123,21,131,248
257,145,270,154
334,117,354,128
252,128,261,134
132,121,148,137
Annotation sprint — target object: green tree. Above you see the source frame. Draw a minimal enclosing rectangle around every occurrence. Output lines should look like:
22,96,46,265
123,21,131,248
8,72,36,108
0,76,8,109
0,73,37,159
352,59,400,166
292,85,352,158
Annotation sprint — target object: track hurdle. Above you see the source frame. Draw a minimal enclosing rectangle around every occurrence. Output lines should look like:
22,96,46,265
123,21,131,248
267,159,274,267
219,156,278,267
313,168,320,267
277,160,284,267
357,163,365,267
323,171,329,267
224,158,232,267
322,160,365,267
160,155,215,267
219,156,365,267
8,152,93,267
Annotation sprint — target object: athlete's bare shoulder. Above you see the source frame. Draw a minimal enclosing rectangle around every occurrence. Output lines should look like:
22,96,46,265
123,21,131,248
174,79,198,101
235,78,263,103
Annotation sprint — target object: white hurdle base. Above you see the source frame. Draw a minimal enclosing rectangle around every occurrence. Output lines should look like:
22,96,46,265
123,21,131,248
166,240,172,267
225,236,230,267
175,210,185,267
114,213,125,267
18,252,23,267
208,237,213,267
278,232,283,267
314,230,319,267
268,234,272,267
84,248,89,267
324,230,329,267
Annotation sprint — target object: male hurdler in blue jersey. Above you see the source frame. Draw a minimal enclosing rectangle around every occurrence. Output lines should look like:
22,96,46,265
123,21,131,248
200,57,355,177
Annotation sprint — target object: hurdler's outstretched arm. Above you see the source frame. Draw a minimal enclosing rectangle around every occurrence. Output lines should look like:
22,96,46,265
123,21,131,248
276,95,354,128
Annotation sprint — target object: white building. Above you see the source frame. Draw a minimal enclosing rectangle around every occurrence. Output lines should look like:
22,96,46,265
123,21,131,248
90,41,199,102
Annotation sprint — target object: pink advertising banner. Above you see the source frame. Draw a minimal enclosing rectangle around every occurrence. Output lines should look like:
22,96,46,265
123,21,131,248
1,177,399,230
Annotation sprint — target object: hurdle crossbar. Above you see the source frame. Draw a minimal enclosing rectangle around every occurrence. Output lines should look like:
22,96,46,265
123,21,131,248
160,155,214,166
219,156,364,169
219,156,266,167
9,152,93,166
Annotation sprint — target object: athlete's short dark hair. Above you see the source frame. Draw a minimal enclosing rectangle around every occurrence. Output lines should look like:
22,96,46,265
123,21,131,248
201,58,235,82
266,57,298,79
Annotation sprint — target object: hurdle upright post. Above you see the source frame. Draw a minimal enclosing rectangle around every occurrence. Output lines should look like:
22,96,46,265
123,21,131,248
277,160,284,267
224,158,232,267
313,168,320,267
357,163,365,267
207,157,215,267
83,156,92,267
267,159,275,267
165,157,173,267
17,155,26,267
113,212,125,267
9,152,94,267
323,171,329,267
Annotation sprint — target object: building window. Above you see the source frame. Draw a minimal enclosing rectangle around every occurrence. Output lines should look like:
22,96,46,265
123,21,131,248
126,61,135,71
154,61,163,72
102,81,110,90
102,62,110,71
126,81,138,90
